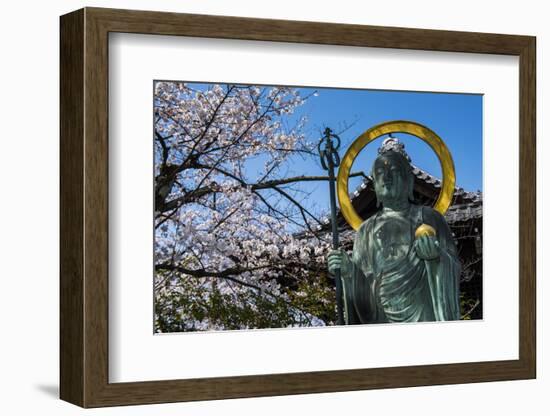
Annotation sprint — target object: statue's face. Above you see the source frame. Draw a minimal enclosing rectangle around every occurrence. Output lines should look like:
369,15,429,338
372,154,410,204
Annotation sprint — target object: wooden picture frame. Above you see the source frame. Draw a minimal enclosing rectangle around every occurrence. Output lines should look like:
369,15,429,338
60,7,536,408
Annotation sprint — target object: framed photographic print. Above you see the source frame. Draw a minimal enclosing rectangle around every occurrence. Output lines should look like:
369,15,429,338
60,7,536,408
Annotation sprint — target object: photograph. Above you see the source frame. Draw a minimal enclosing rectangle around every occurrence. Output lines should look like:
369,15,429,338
153,81,483,332
53,4,537,410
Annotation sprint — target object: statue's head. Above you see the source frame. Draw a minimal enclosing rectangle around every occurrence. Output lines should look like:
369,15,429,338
371,137,414,207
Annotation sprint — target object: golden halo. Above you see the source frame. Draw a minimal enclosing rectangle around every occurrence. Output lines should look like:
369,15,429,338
337,120,456,231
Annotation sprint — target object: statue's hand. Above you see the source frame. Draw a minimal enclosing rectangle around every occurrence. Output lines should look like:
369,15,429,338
327,249,352,278
414,235,441,261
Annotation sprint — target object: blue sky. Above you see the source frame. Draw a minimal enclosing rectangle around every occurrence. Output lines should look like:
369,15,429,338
173,82,482,219
290,86,482,193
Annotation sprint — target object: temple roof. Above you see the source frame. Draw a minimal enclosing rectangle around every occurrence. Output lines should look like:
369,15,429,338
349,165,482,206
444,200,483,224
315,165,482,232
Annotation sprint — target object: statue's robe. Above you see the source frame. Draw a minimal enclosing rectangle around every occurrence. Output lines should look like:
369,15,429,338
341,204,461,324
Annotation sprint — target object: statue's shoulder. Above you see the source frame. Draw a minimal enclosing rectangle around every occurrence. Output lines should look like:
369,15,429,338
416,204,451,232
362,215,376,227
419,204,445,221
359,213,377,233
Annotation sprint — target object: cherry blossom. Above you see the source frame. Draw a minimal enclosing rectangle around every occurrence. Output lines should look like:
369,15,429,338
153,82,336,332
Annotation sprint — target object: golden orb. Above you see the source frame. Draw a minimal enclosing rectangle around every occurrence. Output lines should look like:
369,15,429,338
415,224,437,239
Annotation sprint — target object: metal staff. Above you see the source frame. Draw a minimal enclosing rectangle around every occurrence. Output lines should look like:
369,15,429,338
318,127,345,325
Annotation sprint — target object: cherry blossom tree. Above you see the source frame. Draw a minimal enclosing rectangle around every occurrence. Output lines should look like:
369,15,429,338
153,82,361,332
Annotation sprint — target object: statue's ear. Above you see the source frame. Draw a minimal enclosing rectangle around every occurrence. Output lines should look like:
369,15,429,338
408,172,415,202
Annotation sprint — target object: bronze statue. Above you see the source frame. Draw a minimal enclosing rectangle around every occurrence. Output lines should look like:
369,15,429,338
327,137,461,324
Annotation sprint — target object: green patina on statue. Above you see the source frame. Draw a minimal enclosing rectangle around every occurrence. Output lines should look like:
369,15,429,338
328,138,461,324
